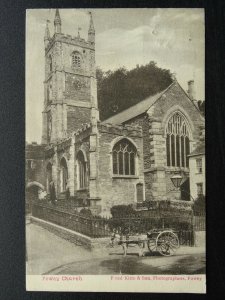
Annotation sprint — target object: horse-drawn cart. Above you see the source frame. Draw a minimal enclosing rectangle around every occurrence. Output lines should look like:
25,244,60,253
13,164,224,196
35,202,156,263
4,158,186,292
110,228,180,257
146,229,179,256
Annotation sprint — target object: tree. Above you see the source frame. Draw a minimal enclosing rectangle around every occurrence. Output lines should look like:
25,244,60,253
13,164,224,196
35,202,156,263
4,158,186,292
96,62,173,120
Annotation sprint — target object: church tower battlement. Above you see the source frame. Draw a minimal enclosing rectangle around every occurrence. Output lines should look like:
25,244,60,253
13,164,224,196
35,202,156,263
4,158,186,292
42,10,98,144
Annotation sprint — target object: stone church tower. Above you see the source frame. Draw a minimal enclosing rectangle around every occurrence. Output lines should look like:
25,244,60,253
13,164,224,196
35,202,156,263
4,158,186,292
26,9,204,216
42,10,99,144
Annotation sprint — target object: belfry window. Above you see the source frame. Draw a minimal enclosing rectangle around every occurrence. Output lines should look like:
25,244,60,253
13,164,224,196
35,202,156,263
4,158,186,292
166,112,190,168
77,151,87,189
112,139,137,176
72,52,81,68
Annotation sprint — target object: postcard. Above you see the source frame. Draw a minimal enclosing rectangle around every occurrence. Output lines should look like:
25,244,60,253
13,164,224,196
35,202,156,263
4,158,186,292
26,8,205,293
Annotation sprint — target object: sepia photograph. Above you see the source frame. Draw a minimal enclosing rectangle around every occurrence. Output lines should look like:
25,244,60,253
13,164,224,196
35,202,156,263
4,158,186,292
25,8,205,293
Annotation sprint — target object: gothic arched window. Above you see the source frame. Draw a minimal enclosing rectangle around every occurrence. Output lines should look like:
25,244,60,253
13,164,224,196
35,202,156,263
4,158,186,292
112,139,137,176
72,51,81,68
77,151,87,189
60,157,68,192
166,112,190,168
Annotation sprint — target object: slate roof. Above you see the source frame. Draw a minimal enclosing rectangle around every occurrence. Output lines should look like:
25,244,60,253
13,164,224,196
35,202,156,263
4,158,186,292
103,83,174,124
188,142,205,157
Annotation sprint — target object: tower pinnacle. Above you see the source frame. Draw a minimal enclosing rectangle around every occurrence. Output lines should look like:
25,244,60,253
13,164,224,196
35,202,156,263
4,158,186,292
88,12,95,32
88,12,95,44
54,9,62,33
44,20,50,47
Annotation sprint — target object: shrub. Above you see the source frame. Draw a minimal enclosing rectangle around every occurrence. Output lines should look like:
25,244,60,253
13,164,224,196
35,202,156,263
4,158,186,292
110,204,136,218
79,208,93,218
109,202,193,234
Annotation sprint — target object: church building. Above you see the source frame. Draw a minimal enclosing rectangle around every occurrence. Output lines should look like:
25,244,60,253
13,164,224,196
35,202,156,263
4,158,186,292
26,9,205,216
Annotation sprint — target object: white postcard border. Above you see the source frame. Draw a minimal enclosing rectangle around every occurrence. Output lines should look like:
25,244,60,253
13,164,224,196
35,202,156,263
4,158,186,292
26,274,206,293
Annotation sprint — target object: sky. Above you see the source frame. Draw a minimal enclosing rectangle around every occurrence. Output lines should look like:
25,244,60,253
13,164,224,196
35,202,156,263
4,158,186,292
26,8,204,143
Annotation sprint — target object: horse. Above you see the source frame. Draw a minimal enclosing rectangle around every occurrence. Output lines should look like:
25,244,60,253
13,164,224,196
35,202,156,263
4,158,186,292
110,230,146,257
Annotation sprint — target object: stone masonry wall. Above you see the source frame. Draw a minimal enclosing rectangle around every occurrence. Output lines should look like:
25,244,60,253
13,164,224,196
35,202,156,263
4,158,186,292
121,82,205,201
67,106,91,134
43,33,95,144
145,81,205,200
123,114,151,170
65,73,91,101
61,40,95,76
123,115,155,201
149,82,204,140
97,123,144,214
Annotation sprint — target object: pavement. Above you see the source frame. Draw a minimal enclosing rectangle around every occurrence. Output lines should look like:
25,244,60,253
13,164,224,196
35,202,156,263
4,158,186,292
26,222,92,275
26,221,206,275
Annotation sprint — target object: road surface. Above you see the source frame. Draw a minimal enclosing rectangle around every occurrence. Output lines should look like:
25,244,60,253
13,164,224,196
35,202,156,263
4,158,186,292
26,222,205,275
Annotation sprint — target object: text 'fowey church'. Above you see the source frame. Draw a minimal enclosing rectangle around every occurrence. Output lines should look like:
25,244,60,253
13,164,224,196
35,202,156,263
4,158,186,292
26,9,205,216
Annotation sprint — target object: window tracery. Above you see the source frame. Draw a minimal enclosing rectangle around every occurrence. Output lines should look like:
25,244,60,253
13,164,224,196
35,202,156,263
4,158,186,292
112,139,137,176
166,112,190,167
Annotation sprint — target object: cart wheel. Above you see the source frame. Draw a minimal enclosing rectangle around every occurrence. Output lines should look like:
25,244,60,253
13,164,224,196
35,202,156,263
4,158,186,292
147,238,157,253
156,231,179,256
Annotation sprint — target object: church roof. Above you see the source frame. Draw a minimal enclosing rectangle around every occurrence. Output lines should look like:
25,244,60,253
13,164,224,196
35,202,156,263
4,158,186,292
103,82,174,124
188,141,205,157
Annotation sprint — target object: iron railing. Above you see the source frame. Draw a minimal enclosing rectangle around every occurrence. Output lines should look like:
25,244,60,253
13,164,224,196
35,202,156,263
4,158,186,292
193,215,205,231
32,203,197,245
32,203,110,238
